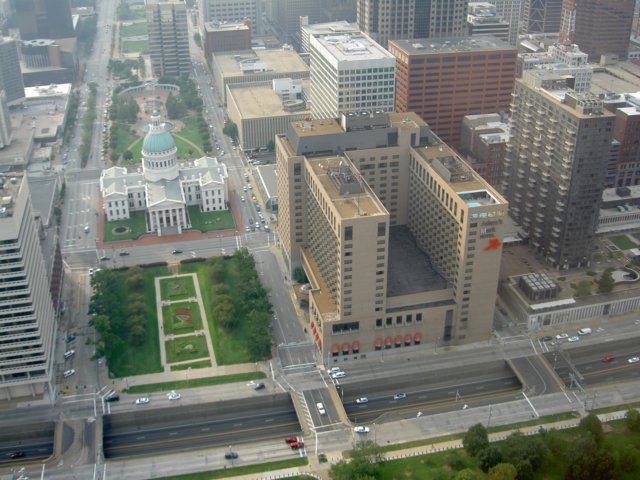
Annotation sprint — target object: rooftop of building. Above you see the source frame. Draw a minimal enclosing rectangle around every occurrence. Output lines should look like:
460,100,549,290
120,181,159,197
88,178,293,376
215,48,309,77
591,63,640,95
24,83,72,99
301,20,358,35
389,35,514,55
255,164,277,200
311,32,394,63
307,155,386,220
203,21,250,33
387,225,448,296
0,172,23,220
228,79,311,118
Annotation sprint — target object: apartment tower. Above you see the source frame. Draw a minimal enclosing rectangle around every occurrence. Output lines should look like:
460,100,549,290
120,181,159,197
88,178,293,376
612,105,640,187
0,38,25,104
559,0,634,60
503,70,615,268
146,0,191,78
309,32,396,120
277,111,507,360
0,176,57,400
390,35,517,146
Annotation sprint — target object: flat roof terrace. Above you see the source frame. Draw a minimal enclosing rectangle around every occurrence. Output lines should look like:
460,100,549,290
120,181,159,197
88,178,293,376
387,225,448,296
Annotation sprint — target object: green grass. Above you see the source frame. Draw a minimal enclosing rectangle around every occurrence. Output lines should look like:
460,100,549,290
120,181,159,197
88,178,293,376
188,207,235,233
166,335,209,363
124,371,266,393
177,117,207,146
162,302,202,335
158,458,308,480
130,137,144,163
121,21,147,37
103,211,148,242
609,234,637,250
573,279,593,297
122,39,148,53
110,123,140,162
170,360,211,371
159,276,197,301
108,266,168,377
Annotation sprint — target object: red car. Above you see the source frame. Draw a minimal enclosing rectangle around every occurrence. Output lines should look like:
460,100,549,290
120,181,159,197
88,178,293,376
602,355,615,363
290,441,305,449
284,436,298,444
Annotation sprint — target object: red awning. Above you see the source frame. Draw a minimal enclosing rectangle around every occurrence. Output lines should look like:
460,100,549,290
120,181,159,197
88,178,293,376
414,332,423,344
352,341,360,352
331,343,339,353
395,335,402,345
404,334,412,345
342,342,350,353
310,322,317,332
385,336,393,346
374,337,383,348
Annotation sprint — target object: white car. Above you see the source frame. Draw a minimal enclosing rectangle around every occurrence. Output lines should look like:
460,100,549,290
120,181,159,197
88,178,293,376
331,371,346,379
355,397,368,404
567,336,580,342
63,369,75,378
354,426,370,434
241,196,245,202
135,397,150,405
167,391,181,401
556,333,569,340
628,357,640,364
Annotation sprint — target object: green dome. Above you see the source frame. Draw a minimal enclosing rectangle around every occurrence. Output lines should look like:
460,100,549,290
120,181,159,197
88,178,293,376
142,131,176,154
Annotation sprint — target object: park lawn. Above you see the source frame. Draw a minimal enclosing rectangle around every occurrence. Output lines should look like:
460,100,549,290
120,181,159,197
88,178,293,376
162,302,202,335
130,137,144,163
188,207,235,232
103,211,147,242
609,234,637,250
175,136,204,159
170,360,211,371
179,260,251,365
121,21,147,37
380,448,478,479
111,123,139,161
166,335,209,363
122,39,148,53
125,371,265,393
158,458,307,480
177,117,206,146
108,266,169,377
159,275,197,301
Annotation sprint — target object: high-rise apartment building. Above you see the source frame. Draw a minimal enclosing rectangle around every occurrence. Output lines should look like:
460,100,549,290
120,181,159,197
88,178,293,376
277,111,507,358
146,0,191,78
0,38,25,104
467,2,511,43
390,35,517,146
612,105,640,187
521,0,562,33
309,32,395,120
0,176,57,400
486,0,524,45
559,0,634,61
15,0,74,40
356,0,468,47
198,0,260,36
504,70,615,268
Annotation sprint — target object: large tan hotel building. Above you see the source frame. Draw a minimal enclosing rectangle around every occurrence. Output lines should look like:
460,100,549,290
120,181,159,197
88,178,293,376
276,112,508,361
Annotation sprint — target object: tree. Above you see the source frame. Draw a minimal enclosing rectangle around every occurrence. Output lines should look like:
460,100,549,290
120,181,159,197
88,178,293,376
488,463,517,480
463,423,489,458
502,431,549,471
246,310,271,361
579,413,604,447
123,150,134,162
454,469,485,480
193,32,201,46
625,408,640,433
166,93,187,119
566,448,615,480
212,295,235,329
477,446,503,472
596,270,615,294
329,441,382,480
514,460,534,480
223,120,238,141
266,139,275,152
617,445,638,473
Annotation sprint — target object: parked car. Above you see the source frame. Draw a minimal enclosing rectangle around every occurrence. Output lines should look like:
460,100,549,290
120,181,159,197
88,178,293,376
65,334,76,343
567,336,580,342
355,397,369,404
64,349,75,359
135,397,150,405
556,333,569,340
540,336,553,342
393,393,407,400
354,426,370,434
63,369,75,378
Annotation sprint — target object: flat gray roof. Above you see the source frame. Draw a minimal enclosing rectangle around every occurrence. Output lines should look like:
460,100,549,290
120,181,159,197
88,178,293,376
256,164,277,199
387,225,448,297
229,80,311,118
216,49,309,77
390,35,514,55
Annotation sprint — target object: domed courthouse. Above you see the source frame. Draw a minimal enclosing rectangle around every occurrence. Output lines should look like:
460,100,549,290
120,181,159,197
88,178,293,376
100,112,228,235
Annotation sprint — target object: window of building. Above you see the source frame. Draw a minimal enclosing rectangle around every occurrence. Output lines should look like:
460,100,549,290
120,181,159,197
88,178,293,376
344,226,353,241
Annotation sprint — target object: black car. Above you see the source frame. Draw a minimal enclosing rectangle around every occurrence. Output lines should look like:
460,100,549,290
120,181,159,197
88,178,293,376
106,394,120,402
9,451,26,459
224,451,238,460
119,251,130,256
254,383,265,390
65,334,76,343
541,335,553,342
172,249,183,254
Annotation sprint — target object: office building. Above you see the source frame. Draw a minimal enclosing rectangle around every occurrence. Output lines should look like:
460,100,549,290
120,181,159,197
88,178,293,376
146,0,191,78
277,111,507,359
390,35,517,146
15,0,74,40
198,0,260,36
202,21,251,60
467,2,511,43
486,0,524,45
559,0,634,61
521,0,562,33
460,113,509,189
356,0,468,47
0,38,25,104
503,70,615,268
0,90,11,148
517,43,592,93
19,38,77,87
309,32,395,120
0,175,57,400
100,111,228,234
612,104,640,187
299,20,359,53
268,0,324,44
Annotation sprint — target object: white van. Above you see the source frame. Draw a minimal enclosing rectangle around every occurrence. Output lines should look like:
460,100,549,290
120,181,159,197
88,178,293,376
316,402,326,415
577,327,592,335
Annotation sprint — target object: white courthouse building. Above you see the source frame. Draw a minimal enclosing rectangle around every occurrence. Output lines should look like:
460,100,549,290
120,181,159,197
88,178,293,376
100,111,228,235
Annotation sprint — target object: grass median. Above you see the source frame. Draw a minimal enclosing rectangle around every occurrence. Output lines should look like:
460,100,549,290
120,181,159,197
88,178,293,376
124,371,266,393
